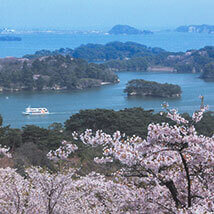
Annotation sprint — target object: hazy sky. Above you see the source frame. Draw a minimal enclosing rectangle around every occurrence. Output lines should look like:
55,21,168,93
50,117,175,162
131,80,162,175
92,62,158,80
1,0,214,30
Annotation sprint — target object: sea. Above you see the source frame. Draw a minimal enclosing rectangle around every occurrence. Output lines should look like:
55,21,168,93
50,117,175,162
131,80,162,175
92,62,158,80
1,31,214,128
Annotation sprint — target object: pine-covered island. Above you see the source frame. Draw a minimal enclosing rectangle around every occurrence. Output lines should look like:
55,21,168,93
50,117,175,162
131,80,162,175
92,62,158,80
124,79,182,98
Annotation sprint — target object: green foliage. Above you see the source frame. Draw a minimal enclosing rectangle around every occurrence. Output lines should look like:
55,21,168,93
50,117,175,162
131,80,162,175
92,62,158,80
23,48,74,59
203,46,214,58
174,64,194,73
73,41,165,62
24,41,166,62
21,125,66,151
200,62,214,80
14,142,54,175
22,62,34,90
0,126,22,149
124,79,181,98
195,111,214,136
104,57,148,71
35,76,46,91
65,108,170,138
21,42,214,78
0,55,118,91
0,115,2,126
48,122,64,131
65,109,119,134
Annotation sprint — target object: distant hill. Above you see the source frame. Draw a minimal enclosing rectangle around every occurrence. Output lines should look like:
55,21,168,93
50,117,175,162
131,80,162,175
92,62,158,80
0,36,22,41
108,25,153,35
22,42,214,81
175,25,214,34
24,41,165,62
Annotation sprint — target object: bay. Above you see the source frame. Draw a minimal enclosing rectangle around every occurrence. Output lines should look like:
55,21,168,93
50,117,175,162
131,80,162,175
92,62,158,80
0,71,213,128
1,31,214,128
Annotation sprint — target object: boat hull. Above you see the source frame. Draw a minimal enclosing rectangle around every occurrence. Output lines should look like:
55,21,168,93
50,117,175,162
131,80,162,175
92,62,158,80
22,112,50,115
22,107,50,115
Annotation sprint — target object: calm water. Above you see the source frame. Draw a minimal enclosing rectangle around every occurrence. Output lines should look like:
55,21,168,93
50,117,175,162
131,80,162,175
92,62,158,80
1,32,214,128
1,32,214,58
0,71,213,128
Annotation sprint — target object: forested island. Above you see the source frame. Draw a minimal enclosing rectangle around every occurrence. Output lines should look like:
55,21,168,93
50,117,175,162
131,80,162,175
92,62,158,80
0,55,118,92
0,36,22,41
124,79,181,98
176,24,214,34
23,41,165,61
108,24,153,35
1,42,214,92
23,41,214,80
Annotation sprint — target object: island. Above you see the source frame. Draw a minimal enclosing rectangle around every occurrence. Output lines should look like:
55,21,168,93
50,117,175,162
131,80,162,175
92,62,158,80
124,79,181,98
108,25,153,35
6,42,214,85
24,41,165,61
175,24,214,34
0,36,22,41
0,55,119,92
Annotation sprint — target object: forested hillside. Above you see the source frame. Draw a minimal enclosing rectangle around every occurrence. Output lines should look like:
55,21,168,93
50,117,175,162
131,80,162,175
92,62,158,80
23,42,214,79
0,55,118,91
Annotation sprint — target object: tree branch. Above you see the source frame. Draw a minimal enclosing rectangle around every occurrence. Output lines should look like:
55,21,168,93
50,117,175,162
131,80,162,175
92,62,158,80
179,152,191,207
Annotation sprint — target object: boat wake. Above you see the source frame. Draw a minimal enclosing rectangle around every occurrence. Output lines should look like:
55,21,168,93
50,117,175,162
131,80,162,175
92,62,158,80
48,111,75,115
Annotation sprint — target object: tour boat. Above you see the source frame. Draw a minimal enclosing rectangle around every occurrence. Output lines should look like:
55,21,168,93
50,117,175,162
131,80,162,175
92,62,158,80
22,106,49,115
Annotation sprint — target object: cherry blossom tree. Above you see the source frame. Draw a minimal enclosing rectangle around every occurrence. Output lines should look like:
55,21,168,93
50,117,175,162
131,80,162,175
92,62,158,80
70,102,214,213
0,166,148,213
0,144,11,158
0,143,145,213
0,100,213,213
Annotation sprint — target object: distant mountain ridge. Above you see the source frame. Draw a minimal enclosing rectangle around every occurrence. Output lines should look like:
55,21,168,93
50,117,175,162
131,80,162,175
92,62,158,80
108,25,153,35
175,24,214,34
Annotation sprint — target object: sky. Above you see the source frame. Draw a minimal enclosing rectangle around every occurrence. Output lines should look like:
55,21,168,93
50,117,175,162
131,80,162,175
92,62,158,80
1,0,214,30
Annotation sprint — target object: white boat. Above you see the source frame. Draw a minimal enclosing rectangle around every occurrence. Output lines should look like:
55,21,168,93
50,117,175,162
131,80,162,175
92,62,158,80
22,106,49,115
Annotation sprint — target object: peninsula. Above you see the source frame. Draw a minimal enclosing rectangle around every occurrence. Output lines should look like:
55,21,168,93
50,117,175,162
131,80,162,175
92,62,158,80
0,56,119,92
